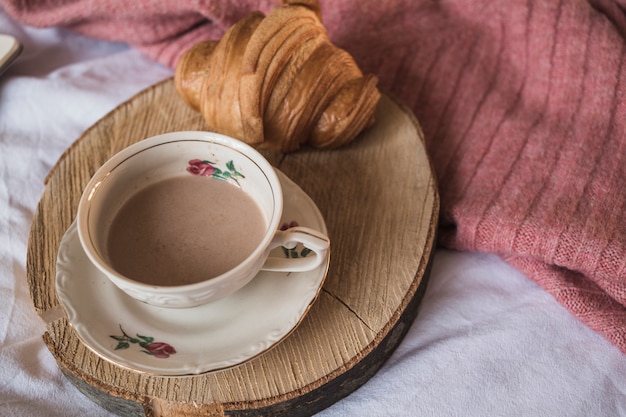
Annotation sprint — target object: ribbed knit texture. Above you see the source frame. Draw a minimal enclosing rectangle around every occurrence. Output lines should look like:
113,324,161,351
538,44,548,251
4,0,626,354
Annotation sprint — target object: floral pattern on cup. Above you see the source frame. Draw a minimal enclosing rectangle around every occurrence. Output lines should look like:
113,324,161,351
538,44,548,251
110,326,177,359
187,159,245,185
280,221,313,258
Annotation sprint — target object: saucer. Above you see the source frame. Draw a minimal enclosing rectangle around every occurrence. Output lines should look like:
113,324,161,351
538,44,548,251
55,170,329,376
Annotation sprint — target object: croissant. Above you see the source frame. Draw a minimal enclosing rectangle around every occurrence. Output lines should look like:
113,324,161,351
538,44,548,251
174,0,380,152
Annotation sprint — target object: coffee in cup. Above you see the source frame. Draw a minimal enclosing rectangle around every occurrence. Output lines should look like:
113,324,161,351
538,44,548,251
76,131,330,308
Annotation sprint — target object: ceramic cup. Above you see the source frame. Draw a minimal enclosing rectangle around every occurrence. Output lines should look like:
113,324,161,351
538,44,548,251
76,131,330,308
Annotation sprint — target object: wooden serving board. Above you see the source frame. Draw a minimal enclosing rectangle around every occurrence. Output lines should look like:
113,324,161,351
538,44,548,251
26,78,439,417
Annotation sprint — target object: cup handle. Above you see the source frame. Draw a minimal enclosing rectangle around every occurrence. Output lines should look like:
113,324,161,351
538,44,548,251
261,226,330,272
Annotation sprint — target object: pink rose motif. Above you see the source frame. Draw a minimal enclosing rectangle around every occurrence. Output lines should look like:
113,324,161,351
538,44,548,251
187,159,215,176
279,220,312,259
280,220,299,231
110,326,177,359
144,342,177,359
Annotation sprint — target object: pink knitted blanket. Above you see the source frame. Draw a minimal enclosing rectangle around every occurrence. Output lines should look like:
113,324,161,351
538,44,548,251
5,0,626,354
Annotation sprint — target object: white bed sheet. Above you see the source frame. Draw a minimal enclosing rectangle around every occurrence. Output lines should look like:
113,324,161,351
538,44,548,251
1,8,625,417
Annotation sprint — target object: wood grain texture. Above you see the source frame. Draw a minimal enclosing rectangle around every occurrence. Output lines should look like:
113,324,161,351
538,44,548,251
26,78,438,416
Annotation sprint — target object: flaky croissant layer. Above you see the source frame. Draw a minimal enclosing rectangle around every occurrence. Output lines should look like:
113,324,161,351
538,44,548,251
175,0,380,152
